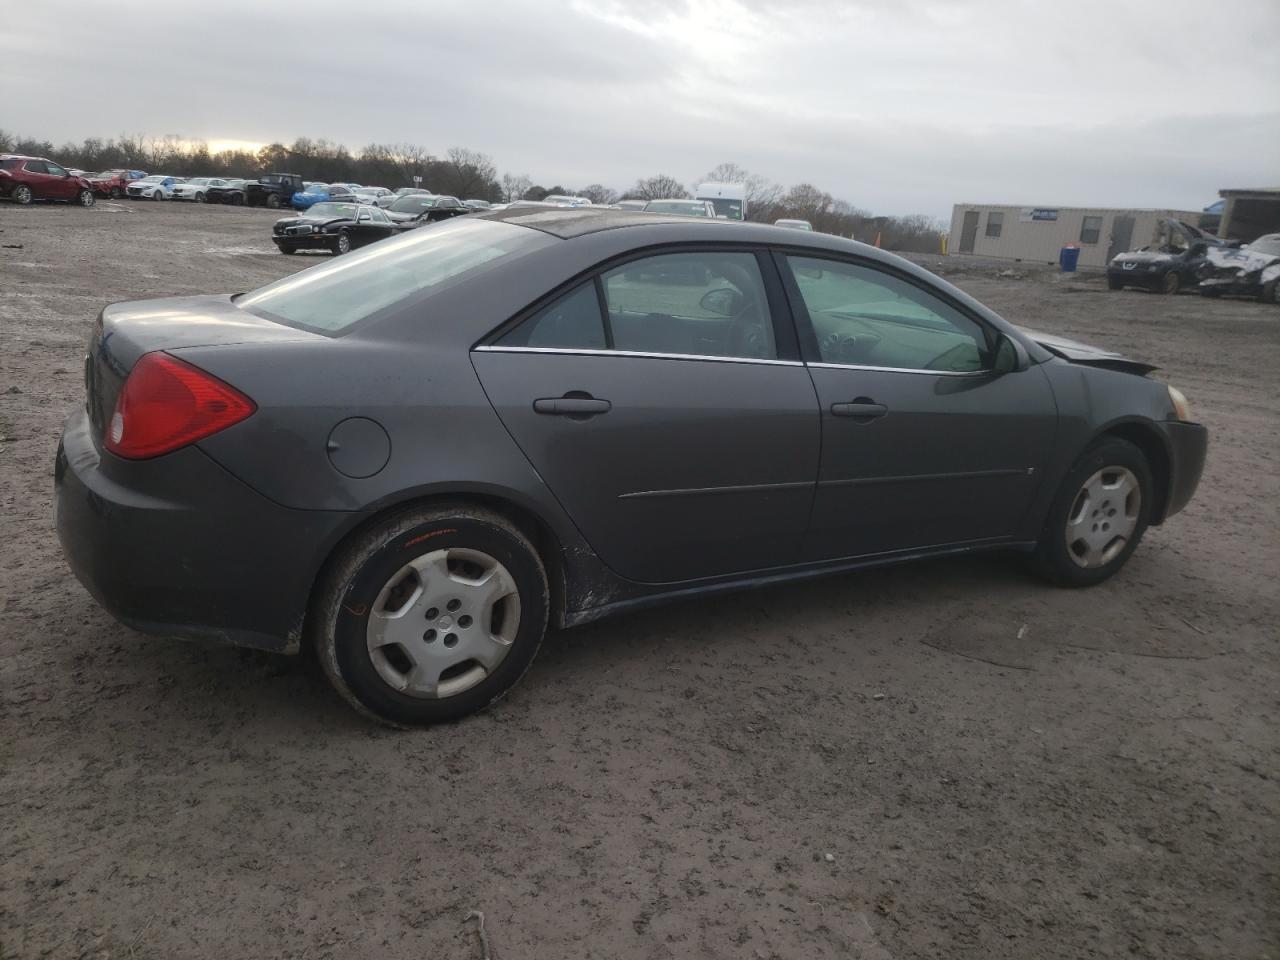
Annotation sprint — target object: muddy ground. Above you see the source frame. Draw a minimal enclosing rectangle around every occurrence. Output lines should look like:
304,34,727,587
1,202,1276,959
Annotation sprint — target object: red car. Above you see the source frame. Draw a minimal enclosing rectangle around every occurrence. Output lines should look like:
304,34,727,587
0,155,95,206
88,168,145,199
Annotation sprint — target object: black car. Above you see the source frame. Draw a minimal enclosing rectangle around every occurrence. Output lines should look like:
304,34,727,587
1197,234,1280,303
1107,219,1233,295
206,178,250,205
383,193,470,228
271,201,396,255
55,209,1207,726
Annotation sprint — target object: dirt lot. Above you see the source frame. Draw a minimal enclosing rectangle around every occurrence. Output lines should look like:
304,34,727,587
1,202,1277,960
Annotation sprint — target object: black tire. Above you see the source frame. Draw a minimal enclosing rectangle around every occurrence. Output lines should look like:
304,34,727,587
1107,276,1124,290
1259,279,1279,305
195,192,206,203
233,193,245,206
11,184,33,205
265,193,281,209
109,186,122,199
76,188,95,208
277,244,296,255
151,190,163,201
1160,271,1180,295
333,230,351,255
315,503,549,726
1033,437,1153,587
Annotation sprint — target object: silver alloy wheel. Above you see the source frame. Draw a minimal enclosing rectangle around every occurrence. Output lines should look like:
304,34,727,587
13,185,32,204
336,232,351,254
78,189,94,207
365,547,521,699
1065,466,1141,568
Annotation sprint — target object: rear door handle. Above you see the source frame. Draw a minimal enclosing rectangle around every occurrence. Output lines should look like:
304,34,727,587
533,396,612,416
831,399,888,421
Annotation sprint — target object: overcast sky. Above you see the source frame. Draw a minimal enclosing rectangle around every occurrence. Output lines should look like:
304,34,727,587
4,0,1277,217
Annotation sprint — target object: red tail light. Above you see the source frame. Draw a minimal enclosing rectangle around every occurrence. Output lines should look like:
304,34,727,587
105,352,256,459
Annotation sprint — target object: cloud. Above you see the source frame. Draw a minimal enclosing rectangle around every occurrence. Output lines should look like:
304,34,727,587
2,0,1276,216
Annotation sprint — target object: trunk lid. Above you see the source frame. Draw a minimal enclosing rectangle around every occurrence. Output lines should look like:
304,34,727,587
84,294,319,440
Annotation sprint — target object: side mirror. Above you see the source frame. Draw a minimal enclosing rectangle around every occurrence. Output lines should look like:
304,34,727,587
699,287,745,317
993,333,1031,374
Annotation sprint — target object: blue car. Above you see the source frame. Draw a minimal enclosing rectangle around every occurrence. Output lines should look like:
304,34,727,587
291,183,332,210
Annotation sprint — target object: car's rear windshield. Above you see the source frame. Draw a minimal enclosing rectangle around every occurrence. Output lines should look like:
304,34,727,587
0,158,22,171
237,218,550,335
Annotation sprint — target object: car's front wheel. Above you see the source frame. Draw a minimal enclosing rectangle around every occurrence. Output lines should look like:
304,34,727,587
1034,437,1153,587
1161,271,1180,295
151,190,163,201
11,184,33,205
1106,276,1124,290
195,192,206,203
315,504,549,726
76,188,95,208
1259,279,1279,305
109,186,122,199
333,230,352,255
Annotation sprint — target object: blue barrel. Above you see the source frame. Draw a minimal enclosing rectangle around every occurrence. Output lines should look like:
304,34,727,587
1059,244,1081,272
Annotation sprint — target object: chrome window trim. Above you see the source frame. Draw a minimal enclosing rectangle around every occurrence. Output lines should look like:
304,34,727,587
473,345,804,367
807,361,989,377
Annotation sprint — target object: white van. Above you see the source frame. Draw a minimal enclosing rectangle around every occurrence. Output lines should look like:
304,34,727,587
695,182,746,221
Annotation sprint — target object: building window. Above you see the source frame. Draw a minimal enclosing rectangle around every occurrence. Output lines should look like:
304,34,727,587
1080,215,1103,244
985,212,1003,238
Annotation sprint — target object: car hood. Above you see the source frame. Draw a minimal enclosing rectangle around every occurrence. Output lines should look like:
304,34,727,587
385,209,430,221
1110,250,1175,265
276,215,348,228
1019,328,1158,376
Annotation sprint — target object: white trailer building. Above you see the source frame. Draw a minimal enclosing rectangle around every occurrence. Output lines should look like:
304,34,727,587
948,204,1207,269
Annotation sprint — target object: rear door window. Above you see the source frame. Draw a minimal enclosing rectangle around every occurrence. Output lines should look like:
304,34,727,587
497,282,606,350
23,160,48,175
600,251,777,360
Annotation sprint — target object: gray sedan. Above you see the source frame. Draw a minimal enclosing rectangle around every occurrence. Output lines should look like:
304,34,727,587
55,209,1207,726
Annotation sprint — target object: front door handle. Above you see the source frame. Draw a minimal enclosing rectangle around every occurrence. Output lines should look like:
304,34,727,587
533,396,612,417
831,399,888,422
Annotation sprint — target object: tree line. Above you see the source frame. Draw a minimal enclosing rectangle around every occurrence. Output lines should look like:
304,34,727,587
0,131,945,253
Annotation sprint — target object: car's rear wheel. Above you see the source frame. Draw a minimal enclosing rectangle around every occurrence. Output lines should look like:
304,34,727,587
1034,437,1153,587
266,193,281,209
1107,276,1124,290
1161,271,1180,295
333,230,351,255
109,186,122,199
76,188,95,208
195,192,206,203
315,504,549,726
11,184,33,205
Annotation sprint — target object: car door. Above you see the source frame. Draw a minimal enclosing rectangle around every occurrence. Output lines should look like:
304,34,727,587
472,248,821,584
777,252,1058,561
367,206,395,239
21,160,54,198
42,161,77,199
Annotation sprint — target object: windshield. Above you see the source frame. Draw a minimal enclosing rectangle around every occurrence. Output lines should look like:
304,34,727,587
390,195,438,212
1247,236,1280,257
305,202,360,219
239,218,550,334
646,201,709,217
703,197,743,220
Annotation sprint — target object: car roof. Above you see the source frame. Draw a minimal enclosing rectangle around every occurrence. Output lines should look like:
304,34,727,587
480,206,735,238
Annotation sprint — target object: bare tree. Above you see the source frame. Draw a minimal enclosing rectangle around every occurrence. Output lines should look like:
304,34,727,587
0,128,14,152
501,172,532,203
627,174,686,201
578,183,618,205
437,147,498,200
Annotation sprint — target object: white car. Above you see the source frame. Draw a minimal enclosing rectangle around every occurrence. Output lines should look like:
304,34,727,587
125,175,184,200
644,199,718,218
353,187,392,206
170,177,227,202
543,194,593,207
774,218,814,231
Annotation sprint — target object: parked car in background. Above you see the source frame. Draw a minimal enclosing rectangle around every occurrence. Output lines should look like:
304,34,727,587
1107,219,1234,295
644,199,717,218
88,169,146,198
54,208,1207,725
271,200,396,255
353,187,392,206
171,177,228,202
291,182,332,210
0,156,96,206
543,194,593,206
1197,234,1280,304
616,199,648,211
383,193,470,227
126,175,183,200
775,218,814,231
206,179,250,205
462,199,492,211
246,173,304,208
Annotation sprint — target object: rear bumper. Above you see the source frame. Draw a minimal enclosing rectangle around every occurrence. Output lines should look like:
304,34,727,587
54,407,355,654
1155,419,1208,521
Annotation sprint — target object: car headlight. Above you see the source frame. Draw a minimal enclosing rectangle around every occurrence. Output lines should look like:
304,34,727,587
1168,385,1193,422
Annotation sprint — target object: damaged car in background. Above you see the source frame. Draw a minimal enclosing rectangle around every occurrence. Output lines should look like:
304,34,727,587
1197,234,1280,304
1107,219,1236,295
